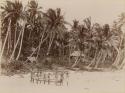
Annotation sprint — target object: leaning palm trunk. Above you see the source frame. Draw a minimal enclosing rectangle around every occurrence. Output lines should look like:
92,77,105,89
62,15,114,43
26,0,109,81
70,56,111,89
119,54,125,69
16,23,26,60
14,23,18,47
36,30,46,59
8,29,11,53
7,36,10,55
94,49,107,68
47,32,55,55
0,20,11,63
26,33,49,62
112,35,123,67
87,49,98,67
118,49,125,69
94,50,102,68
113,49,120,66
36,25,50,59
25,47,38,62
9,27,22,60
113,48,125,69
68,45,71,65
9,27,12,53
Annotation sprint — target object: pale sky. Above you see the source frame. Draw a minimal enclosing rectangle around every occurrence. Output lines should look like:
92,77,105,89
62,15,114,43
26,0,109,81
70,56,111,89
0,0,125,24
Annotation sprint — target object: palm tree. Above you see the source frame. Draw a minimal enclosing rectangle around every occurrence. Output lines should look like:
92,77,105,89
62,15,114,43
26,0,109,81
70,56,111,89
70,17,122,69
25,0,44,60
70,18,93,68
69,20,81,67
111,13,125,68
0,1,15,60
42,8,67,56
0,19,11,63
0,0,26,61
16,20,27,60
26,0,42,41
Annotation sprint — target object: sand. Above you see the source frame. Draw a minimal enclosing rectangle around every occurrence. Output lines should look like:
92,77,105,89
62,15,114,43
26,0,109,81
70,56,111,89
0,70,125,93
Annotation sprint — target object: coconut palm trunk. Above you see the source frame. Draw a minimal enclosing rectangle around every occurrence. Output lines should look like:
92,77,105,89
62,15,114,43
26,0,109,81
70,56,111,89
68,45,71,66
14,23,18,47
8,30,11,53
47,32,55,55
9,26,22,60
118,50,125,69
94,49,107,69
120,54,125,69
16,23,26,60
36,30,46,59
112,35,123,67
0,20,11,62
87,49,98,67
26,32,49,62
0,22,1,52
7,35,10,55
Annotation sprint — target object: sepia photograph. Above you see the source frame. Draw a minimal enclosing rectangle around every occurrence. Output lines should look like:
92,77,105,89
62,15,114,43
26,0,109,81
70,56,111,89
0,0,125,93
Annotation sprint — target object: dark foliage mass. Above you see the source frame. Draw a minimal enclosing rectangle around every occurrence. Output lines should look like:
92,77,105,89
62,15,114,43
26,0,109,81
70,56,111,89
0,0,125,73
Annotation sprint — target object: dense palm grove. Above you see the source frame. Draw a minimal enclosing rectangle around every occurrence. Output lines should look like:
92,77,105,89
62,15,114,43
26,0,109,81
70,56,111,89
0,0,125,74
